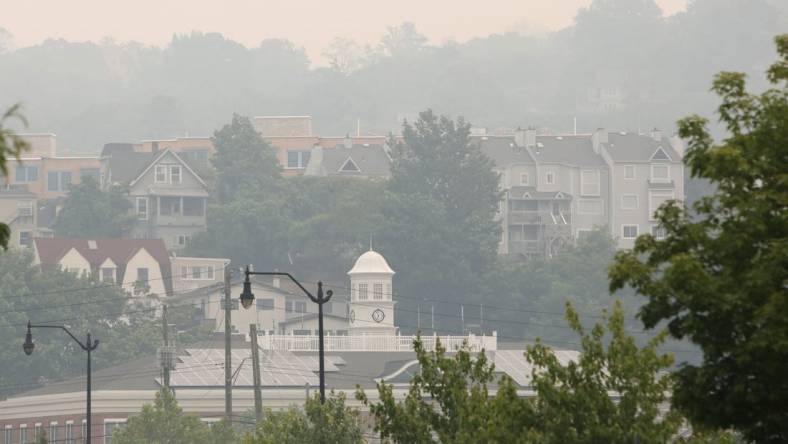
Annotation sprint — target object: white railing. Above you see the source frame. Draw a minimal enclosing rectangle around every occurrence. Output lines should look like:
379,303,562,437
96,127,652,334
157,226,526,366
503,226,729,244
254,332,498,352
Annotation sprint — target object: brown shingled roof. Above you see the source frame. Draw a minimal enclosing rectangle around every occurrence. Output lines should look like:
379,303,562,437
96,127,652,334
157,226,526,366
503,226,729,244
34,238,173,295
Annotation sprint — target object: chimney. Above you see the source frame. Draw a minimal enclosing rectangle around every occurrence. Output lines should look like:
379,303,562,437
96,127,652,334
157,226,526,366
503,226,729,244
344,134,353,149
592,128,608,154
514,127,536,148
151,141,160,153
670,134,685,159
650,127,662,142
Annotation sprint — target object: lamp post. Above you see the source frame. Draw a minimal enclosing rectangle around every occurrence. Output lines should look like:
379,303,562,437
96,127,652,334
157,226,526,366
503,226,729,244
239,266,333,403
24,321,99,444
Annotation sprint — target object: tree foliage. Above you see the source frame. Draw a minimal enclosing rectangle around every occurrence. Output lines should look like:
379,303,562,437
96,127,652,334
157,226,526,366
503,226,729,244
52,176,136,238
211,114,280,202
112,388,236,444
245,392,364,444
608,35,788,443
0,104,29,249
360,302,699,444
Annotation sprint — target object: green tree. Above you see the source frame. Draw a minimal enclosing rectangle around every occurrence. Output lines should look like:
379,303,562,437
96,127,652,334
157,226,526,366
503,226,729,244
112,388,236,444
52,176,136,238
608,35,788,443
211,114,280,203
0,104,29,249
525,301,681,444
358,336,538,443
245,392,364,444
381,110,502,331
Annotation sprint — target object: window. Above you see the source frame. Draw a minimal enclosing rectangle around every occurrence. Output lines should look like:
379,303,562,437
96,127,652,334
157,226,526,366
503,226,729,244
3,426,11,444
624,165,636,180
580,170,600,196
192,266,203,279
287,151,311,169
17,201,33,216
47,171,72,192
519,173,529,185
136,197,148,220
285,301,306,313
621,195,639,209
19,231,32,248
650,164,670,183
545,170,555,185
175,235,190,247
649,191,675,220
651,225,667,240
183,197,205,216
19,425,26,444
358,283,368,300
155,165,167,183
257,298,274,310
169,165,181,184
183,266,214,280
578,199,603,215
206,266,214,279
137,268,149,285
66,422,74,444
160,197,181,216
373,283,383,300
101,267,115,283
622,224,639,239
35,424,42,442
49,423,57,443
15,165,39,182
104,420,125,444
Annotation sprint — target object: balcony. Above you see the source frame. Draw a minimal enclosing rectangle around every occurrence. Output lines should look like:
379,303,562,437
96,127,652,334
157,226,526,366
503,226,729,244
508,210,572,226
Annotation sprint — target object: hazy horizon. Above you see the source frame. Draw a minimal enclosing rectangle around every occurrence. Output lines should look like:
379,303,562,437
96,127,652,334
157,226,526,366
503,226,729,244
2,0,687,64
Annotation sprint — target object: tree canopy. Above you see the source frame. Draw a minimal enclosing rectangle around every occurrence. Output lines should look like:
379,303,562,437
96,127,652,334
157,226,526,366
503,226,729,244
609,35,788,443
52,176,136,238
0,104,29,249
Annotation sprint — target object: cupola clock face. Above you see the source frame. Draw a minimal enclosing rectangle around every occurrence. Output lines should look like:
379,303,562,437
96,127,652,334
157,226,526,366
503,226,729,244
372,308,385,323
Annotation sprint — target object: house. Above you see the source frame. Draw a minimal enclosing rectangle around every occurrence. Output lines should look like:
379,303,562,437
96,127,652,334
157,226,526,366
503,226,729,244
476,127,683,255
32,238,173,300
303,139,392,178
171,256,230,293
252,115,389,177
597,129,684,249
178,249,398,337
100,146,209,250
0,186,38,249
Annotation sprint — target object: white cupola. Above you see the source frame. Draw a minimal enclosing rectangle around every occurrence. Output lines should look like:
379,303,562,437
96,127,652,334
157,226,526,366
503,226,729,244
347,249,396,335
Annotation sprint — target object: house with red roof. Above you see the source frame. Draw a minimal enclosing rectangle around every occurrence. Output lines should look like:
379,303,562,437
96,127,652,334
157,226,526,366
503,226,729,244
33,238,173,299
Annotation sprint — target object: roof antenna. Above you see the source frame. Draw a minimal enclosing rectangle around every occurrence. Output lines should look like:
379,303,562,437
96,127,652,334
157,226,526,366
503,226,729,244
369,234,373,251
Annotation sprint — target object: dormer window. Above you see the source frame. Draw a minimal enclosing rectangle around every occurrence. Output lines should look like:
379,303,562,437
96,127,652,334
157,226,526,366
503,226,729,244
546,171,555,185
520,173,529,185
101,267,115,283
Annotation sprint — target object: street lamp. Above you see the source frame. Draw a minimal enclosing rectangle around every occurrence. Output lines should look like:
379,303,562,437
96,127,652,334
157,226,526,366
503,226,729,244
23,321,99,444
239,266,333,403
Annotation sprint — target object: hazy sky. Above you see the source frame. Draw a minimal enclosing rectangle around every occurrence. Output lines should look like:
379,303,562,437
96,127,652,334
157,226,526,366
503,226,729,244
2,0,687,64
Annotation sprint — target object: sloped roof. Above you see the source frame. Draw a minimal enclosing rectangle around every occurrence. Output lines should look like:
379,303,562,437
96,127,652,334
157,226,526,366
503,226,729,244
605,133,681,162
319,145,391,177
475,136,536,166
106,149,156,184
34,238,173,295
532,135,606,166
509,186,572,200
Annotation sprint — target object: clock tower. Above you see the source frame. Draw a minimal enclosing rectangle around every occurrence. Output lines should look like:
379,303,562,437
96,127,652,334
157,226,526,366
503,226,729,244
347,249,396,335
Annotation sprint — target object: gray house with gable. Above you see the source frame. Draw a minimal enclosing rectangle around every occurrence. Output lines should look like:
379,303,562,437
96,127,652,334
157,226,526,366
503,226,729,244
101,144,209,250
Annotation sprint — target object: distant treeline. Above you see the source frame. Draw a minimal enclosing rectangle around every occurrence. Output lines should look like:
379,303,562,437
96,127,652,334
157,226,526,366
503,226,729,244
0,0,785,151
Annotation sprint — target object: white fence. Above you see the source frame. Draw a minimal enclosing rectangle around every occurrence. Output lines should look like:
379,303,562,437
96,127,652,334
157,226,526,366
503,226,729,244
254,332,498,352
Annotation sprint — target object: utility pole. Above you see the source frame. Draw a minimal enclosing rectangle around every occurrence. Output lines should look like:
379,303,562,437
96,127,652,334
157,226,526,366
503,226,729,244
249,324,263,423
162,305,170,388
224,267,232,420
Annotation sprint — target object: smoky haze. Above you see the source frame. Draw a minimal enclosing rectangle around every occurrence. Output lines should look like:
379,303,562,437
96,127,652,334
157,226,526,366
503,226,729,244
1,0,784,151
